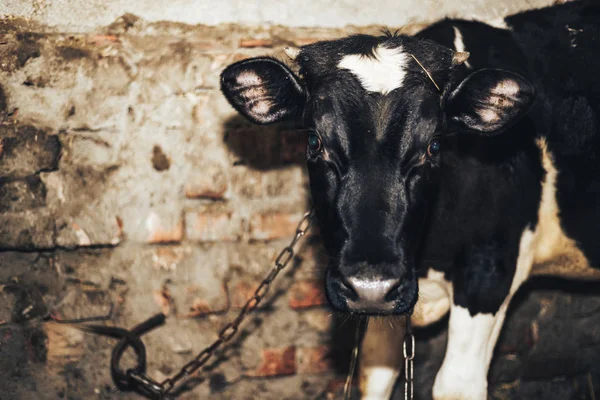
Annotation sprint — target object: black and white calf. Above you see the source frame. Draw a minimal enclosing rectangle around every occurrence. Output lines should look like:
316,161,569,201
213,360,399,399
221,2,600,399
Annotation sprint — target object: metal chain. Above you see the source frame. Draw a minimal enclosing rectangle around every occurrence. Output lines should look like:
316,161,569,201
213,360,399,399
403,316,415,400
158,209,314,396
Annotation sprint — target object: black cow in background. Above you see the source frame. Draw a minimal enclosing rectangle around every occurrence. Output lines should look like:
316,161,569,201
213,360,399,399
221,1,600,399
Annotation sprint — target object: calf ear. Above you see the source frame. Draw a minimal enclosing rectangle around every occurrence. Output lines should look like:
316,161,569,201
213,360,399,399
220,57,306,125
445,69,535,135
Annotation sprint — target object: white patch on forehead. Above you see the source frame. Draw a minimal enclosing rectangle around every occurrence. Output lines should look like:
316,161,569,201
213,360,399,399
452,26,472,69
337,45,408,95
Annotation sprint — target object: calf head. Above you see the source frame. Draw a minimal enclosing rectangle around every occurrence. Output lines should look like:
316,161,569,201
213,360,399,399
221,33,534,315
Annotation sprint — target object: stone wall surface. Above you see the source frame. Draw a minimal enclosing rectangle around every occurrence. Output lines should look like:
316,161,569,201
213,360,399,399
1,4,600,400
2,0,558,32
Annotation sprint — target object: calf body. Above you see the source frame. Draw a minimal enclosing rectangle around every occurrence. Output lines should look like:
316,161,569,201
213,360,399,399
220,2,600,399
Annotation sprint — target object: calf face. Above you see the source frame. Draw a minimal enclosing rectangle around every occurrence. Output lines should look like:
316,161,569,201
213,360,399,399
221,33,534,315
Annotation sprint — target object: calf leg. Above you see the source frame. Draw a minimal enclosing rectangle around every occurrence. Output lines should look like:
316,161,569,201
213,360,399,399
432,231,535,400
432,303,508,400
359,316,405,400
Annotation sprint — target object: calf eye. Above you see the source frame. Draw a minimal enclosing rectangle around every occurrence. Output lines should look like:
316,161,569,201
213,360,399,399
308,133,322,152
427,139,441,157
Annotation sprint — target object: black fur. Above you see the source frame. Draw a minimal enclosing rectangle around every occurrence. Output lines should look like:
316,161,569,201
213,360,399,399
220,1,600,317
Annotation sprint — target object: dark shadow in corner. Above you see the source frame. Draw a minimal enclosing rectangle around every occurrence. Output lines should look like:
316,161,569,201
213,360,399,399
222,115,308,171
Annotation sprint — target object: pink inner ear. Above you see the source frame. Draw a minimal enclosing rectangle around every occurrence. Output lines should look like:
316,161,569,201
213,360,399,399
477,108,501,123
236,70,262,86
478,79,521,123
235,70,274,117
252,100,273,116
490,79,520,97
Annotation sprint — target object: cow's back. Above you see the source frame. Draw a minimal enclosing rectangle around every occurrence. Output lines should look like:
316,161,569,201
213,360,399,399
508,2,600,273
417,1,600,277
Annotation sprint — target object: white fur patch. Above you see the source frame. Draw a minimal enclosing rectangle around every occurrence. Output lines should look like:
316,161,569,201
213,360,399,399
433,228,536,400
338,45,408,94
452,27,472,69
487,17,510,30
361,367,399,400
412,269,451,327
432,305,493,400
530,139,596,277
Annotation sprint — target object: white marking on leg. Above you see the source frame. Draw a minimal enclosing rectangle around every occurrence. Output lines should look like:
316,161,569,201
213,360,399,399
359,317,404,400
338,45,408,95
452,26,472,69
361,367,399,400
433,306,493,400
433,228,536,400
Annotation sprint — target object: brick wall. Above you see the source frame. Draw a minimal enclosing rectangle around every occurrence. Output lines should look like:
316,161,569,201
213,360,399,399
0,16,420,400
1,11,600,400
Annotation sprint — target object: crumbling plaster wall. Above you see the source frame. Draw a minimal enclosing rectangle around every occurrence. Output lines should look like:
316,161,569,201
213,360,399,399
2,0,562,32
1,1,600,400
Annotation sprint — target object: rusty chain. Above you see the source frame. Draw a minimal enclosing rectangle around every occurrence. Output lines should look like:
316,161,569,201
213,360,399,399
66,207,418,399
153,209,314,397
403,316,415,400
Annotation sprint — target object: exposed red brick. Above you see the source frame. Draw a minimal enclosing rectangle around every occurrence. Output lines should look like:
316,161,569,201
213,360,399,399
230,280,261,309
289,280,327,309
185,163,228,199
239,38,274,48
153,286,174,316
88,34,119,46
245,346,297,377
297,346,334,374
147,213,184,244
181,284,229,317
249,212,302,241
151,247,188,271
186,299,212,317
185,212,242,242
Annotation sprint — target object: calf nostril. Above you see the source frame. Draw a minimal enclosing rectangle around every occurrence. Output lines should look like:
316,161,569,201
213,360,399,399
384,280,403,302
339,276,359,301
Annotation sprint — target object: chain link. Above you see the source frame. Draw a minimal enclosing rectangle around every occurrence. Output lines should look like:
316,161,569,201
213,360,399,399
160,209,314,395
403,316,415,400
